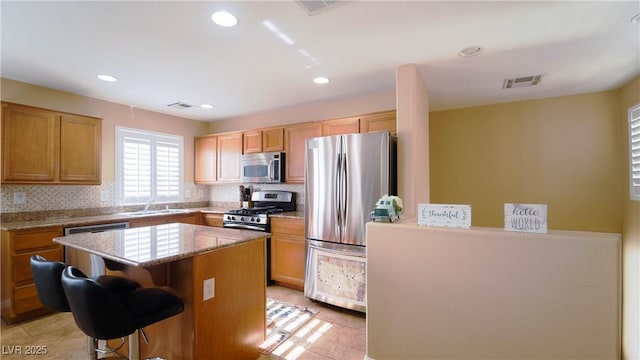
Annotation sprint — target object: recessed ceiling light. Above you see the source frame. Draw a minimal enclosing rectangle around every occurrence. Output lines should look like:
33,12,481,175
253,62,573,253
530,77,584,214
200,104,214,109
211,11,237,27
313,76,330,85
97,74,117,82
458,46,484,57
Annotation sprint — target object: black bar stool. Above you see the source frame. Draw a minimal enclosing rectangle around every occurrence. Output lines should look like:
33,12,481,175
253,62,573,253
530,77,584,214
61,266,184,360
30,254,140,359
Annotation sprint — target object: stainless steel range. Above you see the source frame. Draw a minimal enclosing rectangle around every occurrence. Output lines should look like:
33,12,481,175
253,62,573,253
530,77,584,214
223,190,296,232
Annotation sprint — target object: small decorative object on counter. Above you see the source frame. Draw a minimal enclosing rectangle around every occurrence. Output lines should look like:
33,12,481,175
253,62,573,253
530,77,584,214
239,185,245,208
370,195,403,222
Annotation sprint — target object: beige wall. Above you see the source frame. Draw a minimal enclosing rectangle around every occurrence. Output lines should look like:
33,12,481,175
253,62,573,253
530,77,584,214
1,78,209,182
429,91,622,233
620,76,640,360
207,90,396,133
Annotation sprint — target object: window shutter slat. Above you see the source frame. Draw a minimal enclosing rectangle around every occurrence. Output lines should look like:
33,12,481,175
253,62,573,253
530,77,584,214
117,127,184,205
630,104,640,200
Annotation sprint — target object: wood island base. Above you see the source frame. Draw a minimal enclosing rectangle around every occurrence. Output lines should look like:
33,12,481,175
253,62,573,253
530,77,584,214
107,238,266,360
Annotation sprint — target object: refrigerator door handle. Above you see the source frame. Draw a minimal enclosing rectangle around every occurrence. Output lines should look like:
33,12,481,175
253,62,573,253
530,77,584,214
336,152,343,229
341,143,348,229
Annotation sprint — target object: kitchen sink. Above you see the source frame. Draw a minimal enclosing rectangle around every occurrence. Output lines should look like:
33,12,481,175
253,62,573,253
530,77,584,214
117,209,191,217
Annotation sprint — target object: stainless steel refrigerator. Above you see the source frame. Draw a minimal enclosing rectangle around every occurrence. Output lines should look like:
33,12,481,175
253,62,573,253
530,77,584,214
304,131,396,312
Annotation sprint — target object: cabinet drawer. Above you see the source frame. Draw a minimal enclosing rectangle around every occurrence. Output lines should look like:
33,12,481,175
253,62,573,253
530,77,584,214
14,247,63,283
202,214,224,227
270,217,304,236
14,283,43,314
12,228,63,252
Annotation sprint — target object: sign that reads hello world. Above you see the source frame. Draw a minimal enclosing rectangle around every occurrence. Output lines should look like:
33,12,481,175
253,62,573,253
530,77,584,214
504,203,547,233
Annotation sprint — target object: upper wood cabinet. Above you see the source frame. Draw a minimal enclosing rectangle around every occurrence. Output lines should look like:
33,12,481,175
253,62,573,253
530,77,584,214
195,135,217,184
284,122,322,183
243,127,284,154
216,132,243,182
361,110,396,135
262,128,284,152
322,116,360,136
243,130,262,154
1,102,101,184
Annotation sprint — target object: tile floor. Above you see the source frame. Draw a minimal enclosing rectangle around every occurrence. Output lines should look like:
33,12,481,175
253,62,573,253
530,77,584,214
0,285,366,360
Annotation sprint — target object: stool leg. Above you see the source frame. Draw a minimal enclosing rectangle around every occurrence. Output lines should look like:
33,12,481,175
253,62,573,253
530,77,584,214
86,336,97,360
128,330,140,360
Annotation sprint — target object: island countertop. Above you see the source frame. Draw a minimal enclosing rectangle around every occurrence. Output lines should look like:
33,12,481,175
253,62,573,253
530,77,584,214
53,223,267,267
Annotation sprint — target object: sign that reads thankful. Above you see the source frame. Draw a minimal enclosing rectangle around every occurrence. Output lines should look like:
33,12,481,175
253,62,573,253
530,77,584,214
418,204,471,229
504,203,547,233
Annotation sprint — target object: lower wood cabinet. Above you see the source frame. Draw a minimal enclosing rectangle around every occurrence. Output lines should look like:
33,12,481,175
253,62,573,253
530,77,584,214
1,227,63,323
201,213,224,227
270,217,305,289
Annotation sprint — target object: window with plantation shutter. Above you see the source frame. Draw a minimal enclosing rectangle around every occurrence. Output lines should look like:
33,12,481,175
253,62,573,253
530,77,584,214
630,104,640,201
116,127,183,205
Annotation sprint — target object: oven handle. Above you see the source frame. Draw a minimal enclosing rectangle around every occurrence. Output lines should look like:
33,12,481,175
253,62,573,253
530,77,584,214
223,223,268,232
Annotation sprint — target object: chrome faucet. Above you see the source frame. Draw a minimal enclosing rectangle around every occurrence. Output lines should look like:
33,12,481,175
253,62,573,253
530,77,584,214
144,199,155,211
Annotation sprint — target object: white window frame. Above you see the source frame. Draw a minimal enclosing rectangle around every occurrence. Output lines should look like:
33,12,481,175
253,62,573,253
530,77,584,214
116,126,184,205
629,103,640,201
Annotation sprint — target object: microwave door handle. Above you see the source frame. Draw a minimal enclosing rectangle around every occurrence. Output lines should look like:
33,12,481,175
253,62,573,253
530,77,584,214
268,160,274,181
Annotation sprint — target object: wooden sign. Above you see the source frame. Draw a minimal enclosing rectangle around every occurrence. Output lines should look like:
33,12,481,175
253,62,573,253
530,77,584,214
504,203,547,233
418,204,471,229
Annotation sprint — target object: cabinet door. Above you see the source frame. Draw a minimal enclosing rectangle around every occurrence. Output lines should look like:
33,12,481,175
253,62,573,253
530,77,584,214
217,132,243,182
59,114,101,183
195,135,217,183
271,233,305,288
322,116,360,136
284,123,322,183
361,110,396,135
2,104,58,182
262,128,284,152
243,130,262,154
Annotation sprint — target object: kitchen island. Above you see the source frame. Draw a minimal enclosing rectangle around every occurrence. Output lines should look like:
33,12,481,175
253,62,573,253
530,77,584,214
54,223,266,360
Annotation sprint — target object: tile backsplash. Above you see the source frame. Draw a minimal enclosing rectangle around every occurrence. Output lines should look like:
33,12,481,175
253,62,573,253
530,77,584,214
0,181,210,213
1,181,304,214
210,183,305,206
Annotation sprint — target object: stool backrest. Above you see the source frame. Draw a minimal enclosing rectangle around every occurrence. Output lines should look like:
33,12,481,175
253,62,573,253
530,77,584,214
61,266,137,340
30,254,70,312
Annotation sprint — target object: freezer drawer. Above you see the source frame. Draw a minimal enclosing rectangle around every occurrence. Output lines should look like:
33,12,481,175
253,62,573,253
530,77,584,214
304,240,366,312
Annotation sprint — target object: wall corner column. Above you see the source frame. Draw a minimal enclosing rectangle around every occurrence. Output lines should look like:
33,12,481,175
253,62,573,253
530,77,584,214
396,64,430,218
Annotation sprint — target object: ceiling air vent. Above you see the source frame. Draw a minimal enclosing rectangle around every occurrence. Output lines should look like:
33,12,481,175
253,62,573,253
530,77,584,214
296,0,344,15
502,75,543,89
167,102,193,110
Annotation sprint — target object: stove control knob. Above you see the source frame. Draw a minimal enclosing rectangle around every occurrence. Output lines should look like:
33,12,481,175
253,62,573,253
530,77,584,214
240,216,245,222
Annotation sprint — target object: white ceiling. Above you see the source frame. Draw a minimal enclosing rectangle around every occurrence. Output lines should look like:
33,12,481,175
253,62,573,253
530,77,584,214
2,1,639,122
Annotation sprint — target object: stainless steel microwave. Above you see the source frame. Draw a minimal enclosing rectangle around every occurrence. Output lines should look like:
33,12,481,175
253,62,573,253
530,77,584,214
241,152,285,183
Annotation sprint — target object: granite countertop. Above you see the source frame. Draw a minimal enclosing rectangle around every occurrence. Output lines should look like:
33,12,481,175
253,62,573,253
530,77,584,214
54,223,267,267
0,207,228,231
1,206,304,231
